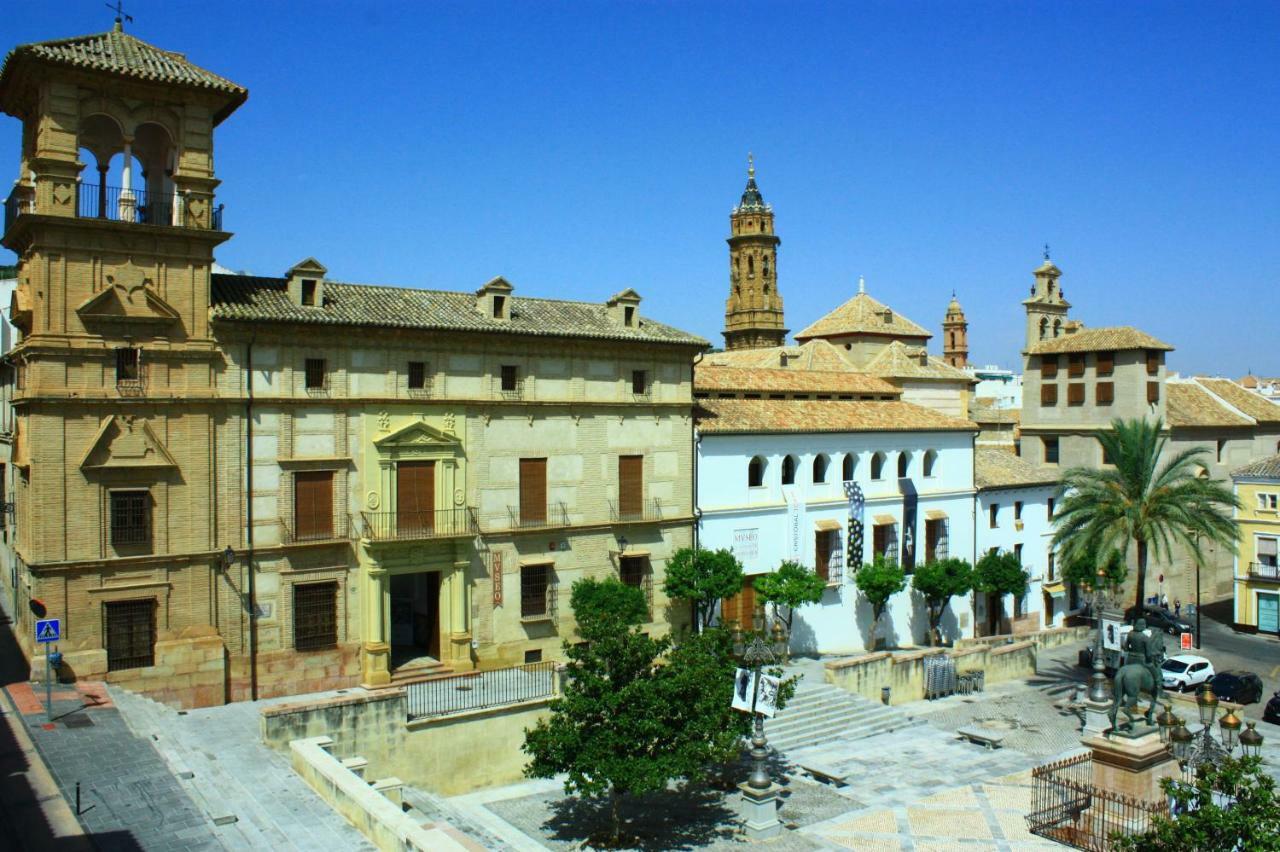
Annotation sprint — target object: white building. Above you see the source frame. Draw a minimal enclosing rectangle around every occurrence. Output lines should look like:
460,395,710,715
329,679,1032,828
972,448,1062,635
696,392,979,654
968,365,1022,409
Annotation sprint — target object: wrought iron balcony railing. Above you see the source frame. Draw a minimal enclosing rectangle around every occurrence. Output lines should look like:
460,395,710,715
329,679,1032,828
1249,561,1279,581
609,498,666,523
507,501,570,530
1,184,224,234
359,508,477,542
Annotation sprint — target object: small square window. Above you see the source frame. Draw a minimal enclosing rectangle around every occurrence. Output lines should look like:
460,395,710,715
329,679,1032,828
492,295,506,319
1041,384,1058,406
301,279,317,306
524,649,543,664
632,370,648,395
305,358,327,390
501,365,519,392
408,361,427,390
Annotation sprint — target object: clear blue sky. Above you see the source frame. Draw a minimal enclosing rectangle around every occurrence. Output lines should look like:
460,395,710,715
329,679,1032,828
5,2,1279,375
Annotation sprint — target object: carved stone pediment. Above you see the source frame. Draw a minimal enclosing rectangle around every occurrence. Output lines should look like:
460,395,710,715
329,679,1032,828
78,265,180,326
374,420,461,452
80,415,178,471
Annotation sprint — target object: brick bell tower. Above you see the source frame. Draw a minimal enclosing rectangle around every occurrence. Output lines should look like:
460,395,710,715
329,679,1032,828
942,292,969,368
723,155,787,350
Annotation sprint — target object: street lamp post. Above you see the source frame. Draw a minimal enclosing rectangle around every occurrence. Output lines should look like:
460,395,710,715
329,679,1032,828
733,617,788,839
1169,685,1266,776
1088,568,1110,704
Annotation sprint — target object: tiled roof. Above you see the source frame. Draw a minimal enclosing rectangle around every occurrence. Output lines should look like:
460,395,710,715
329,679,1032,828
1233,454,1280,480
795,292,932,341
702,339,854,371
696,398,976,435
1166,381,1255,428
694,365,900,396
969,401,1021,425
974,447,1061,491
210,275,707,347
1194,378,1280,425
1025,326,1173,354
864,340,974,383
1,27,246,121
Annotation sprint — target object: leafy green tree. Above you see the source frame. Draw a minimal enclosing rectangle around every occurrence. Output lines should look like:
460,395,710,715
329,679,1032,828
911,557,973,646
570,576,649,636
524,579,756,846
974,548,1030,631
1052,417,1238,613
854,555,906,650
662,546,744,632
1113,756,1280,851
753,560,827,634
1060,543,1128,595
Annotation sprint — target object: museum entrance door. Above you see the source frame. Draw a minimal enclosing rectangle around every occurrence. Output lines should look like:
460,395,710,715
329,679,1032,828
389,571,441,670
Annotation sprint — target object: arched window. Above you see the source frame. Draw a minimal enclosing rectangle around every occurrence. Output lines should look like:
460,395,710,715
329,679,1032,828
1053,319,1062,338
782,455,797,485
871,452,885,480
748,256,755,275
748,456,765,488
1039,317,1049,340
841,453,855,482
813,454,829,484
923,450,938,478
897,452,909,478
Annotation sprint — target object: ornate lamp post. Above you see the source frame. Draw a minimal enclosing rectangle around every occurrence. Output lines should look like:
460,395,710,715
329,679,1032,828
732,615,788,839
1088,567,1111,704
1168,685,1265,775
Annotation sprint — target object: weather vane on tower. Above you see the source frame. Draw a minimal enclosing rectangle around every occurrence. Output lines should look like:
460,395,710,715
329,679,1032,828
106,1,133,30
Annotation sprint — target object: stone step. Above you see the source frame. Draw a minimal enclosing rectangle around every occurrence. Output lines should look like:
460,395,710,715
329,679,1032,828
768,715,916,752
390,661,456,685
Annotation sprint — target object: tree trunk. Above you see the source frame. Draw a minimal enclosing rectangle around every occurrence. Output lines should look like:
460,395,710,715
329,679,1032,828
1133,538,1148,616
610,787,621,846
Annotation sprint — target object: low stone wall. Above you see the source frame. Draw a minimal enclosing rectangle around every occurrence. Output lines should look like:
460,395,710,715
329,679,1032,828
289,736,472,852
262,686,553,795
955,624,1090,652
825,640,1038,706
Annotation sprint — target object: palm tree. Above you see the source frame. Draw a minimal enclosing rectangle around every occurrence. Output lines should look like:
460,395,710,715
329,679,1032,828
1051,417,1239,615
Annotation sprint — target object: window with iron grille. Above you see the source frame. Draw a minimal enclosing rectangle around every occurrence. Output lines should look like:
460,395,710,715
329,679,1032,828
115,347,141,386
104,598,156,671
873,523,897,561
631,370,648,395
501,364,519,392
925,518,947,561
110,490,151,547
408,361,428,391
521,564,550,618
293,581,338,651
304,358,327,390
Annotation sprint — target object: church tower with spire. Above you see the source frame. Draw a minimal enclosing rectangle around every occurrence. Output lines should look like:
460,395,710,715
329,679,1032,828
942,293,968,368
1023,248,1071,349
722,156,787,350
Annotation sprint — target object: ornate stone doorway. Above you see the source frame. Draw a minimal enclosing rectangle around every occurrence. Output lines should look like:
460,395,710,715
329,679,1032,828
390,571,440,669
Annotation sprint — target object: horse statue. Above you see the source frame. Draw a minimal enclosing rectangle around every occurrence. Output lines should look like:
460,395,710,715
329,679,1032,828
1108,618,1165,733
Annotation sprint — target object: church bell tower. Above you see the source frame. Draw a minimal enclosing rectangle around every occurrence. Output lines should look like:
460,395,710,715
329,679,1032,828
942,293,969,368
1022,249,1071,349
722,155,787,351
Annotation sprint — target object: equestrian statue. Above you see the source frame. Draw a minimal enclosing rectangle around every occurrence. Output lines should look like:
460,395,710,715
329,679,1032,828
1108,618,1165,732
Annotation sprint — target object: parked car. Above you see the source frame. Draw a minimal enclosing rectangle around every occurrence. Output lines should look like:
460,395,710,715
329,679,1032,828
1264,691,1280,726
1124,605,1195,637
1160,654,1215,692
1208,671,1265,705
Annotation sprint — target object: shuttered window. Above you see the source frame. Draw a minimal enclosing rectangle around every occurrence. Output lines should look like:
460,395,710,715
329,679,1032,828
618,455,643,518
1147,382,1160,404
294,471,334,541
1068,354,1085,378
1040,356,1058,379
1041,384,1057,406
925,519,947,562
1068,383,1085,406
104,599,156,671
1096,351,1115,376
1146,350,1161,375
1096,381,1114,404
397,461,435,533
519,458,547,524
293,581,338,651
1044,437,1060,464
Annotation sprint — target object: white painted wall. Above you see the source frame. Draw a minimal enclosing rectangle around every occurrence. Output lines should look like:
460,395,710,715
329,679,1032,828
975,485,1058,628
697,429,978,653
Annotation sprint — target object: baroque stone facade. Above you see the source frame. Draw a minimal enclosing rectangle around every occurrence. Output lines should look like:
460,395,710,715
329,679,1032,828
0,25,702,706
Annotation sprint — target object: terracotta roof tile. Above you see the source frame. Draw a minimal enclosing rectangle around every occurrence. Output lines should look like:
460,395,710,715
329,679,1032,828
1194,378,1280,425
1233,454,1280,480
1166,380,1255,428
795,292,932,341
694,366,899,395
1025,326,1173,355
702,339,854,371
864,340,974,382
974,447,1061,491
210,275,707,347
696,398,976,435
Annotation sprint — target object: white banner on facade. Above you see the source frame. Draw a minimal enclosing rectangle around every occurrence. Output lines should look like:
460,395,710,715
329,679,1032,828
785,489,802,561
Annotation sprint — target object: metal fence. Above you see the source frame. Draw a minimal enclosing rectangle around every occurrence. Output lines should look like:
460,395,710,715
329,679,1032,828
404,661,557,720
1027,752,1169,851
360,508,477,541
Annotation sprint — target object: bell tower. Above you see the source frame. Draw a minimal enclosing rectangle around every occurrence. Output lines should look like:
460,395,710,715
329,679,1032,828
723,155,787,351
1022,248,1071,349
942,293,968,368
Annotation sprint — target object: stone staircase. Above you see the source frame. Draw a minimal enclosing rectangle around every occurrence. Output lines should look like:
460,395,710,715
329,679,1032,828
390,658,454,685
764,681,917,753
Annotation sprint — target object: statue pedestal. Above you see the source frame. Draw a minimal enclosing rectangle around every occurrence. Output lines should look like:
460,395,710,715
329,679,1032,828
738,782,783,840
1081,698,1113,736
1082,730,1181,802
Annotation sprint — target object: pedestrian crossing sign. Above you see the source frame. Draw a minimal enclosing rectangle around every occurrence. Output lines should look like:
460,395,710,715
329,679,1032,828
35,618,60,643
